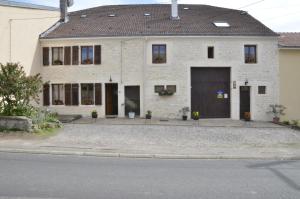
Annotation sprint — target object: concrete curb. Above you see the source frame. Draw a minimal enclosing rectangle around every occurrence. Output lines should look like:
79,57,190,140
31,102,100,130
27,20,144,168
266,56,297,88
0,147,299,160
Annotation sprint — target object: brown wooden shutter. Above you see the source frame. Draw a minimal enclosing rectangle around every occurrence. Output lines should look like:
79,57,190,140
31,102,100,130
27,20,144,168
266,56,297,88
43,47,49,66
64,47,71,65
43,84,50,106
65,84,71,106
94,45,101,65
72,84,79,106
72,46,79,65
95,83,102,105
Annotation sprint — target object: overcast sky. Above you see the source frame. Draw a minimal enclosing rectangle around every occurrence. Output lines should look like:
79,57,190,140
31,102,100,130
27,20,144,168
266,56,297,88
16,0,300,32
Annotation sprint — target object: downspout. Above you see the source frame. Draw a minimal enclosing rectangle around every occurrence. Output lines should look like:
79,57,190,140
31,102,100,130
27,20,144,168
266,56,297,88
143,37,148,116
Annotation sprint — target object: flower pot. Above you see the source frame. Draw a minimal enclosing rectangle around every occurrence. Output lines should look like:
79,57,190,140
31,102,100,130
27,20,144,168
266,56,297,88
244,112,251,121
146,114,152,119
182,115,188,121
128,112,135,119
92,113,98,119
273,117,280,124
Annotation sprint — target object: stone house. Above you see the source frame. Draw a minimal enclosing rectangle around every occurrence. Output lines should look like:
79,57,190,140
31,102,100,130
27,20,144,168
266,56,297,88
39,0,279,120
279,33,300,121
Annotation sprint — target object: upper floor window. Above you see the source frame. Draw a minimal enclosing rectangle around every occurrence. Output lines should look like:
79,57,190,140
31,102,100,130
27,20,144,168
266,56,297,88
52,47,63,65
244,45,257,64
152,44,166,64
81,46,94,65
208,46,214,59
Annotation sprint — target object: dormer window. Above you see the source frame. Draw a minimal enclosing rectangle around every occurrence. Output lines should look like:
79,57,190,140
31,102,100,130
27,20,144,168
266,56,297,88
213,21,230,27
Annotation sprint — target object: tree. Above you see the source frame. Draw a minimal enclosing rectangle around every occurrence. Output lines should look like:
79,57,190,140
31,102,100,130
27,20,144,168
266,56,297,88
0,63,43,116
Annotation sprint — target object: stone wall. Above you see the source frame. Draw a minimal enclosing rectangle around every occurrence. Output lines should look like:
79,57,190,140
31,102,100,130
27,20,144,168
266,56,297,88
0,116,32,132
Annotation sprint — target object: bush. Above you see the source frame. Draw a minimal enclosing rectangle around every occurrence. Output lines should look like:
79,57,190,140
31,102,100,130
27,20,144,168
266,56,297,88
31,109,61,130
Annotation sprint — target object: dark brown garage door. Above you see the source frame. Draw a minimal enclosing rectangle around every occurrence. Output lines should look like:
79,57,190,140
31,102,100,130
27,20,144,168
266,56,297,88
191,67,230,118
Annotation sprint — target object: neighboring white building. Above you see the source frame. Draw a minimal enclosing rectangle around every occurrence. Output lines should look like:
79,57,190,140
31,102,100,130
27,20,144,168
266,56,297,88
0,0,59,75
39,1,279,121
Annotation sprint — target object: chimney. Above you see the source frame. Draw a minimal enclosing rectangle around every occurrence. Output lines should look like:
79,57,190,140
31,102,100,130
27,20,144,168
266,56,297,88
60,0,68,23
171,0,179,20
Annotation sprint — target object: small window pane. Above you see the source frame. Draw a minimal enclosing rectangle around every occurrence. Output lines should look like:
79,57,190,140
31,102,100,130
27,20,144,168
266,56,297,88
166,85,176,93
258,86,266,94
245,45,257,63
81,83,94,105
154,85,164,93
208,47,214,59
81,46,94,65
152,45,167,64
52,47,63,65
52,84,64,105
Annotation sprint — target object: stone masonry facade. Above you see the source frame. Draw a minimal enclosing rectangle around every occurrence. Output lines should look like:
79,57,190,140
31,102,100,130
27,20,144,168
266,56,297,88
40,36,279,121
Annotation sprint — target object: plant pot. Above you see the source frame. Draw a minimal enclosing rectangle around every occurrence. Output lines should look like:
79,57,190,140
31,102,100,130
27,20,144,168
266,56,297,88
182,115,188,121
128,112,135,119
273,117,280,124
92,113,98,119
244,112,251,121
146,114,152,119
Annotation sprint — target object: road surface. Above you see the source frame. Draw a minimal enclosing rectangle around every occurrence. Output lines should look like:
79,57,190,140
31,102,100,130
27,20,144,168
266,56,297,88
0,153,299,199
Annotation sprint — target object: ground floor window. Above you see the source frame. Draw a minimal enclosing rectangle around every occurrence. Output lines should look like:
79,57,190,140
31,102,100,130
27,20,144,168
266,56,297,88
81,84,94,105
52,84,64,105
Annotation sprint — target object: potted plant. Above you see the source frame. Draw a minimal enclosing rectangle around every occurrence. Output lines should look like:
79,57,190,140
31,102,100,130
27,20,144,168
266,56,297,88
146,110,152,119
192,111,200,120
91,110,98,119
244,112,251,121
179,107,190,121
128,111,135,119
267,104,286,123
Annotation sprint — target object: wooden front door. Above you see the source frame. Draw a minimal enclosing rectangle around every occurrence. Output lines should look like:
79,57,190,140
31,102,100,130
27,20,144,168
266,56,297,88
191,67,231,118
125,86,140,116
240,86,251,120
105,83,118,116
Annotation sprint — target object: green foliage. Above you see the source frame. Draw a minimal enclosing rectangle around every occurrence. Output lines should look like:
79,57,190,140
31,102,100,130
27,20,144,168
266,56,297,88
282,120,290,125
267,104,286,118
31,109,61,130
192,111,200,120
0,63,43,116
291,120,299,127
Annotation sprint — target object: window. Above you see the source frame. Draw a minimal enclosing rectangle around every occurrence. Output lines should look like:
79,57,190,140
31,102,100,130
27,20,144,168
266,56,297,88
213,21,230,27
245,45,257,63
52,84,64,105
81,84,94,105
154,85,164,93
72,46,79,65
94,45,101,65
258,86,266,94
43,47,49,66
152,45,166,64
81,46,94,64
65,84,79,106
64,46,71,65
208,46,214,59
43,84,50,106
166,85,176,93
52,47,63,65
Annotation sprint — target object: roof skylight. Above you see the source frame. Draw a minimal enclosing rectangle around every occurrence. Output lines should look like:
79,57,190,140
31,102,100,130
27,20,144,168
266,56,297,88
108,14,116,17
183,7,190,10
213,21,230,27
144,13,151,16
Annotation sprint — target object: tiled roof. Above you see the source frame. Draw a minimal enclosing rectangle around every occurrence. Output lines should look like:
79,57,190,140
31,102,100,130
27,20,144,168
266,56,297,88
0,0,58,11
41,4,277,39
279,32,300,48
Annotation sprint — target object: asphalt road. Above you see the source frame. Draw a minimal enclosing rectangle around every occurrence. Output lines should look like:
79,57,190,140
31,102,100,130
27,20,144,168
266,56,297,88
0,153,299,199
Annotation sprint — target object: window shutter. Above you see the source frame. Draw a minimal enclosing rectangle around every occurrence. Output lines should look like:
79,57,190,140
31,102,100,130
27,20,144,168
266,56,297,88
95,83,102,105
65,84,71,106
72,84,79,105
64,47,71,65
43,84,50,106
94,45,101,65
72,46,79,65
43,47,49,66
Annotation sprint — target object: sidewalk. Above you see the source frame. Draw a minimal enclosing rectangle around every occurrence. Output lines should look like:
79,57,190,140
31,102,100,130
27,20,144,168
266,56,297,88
0,119,299,159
